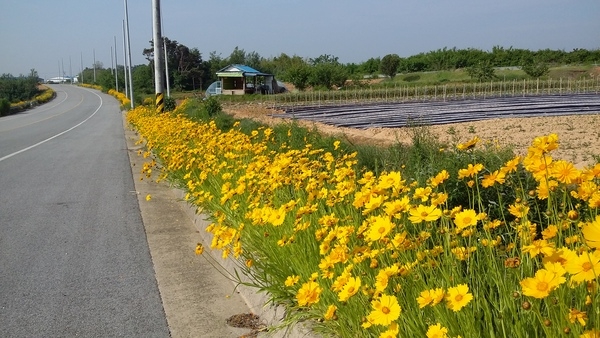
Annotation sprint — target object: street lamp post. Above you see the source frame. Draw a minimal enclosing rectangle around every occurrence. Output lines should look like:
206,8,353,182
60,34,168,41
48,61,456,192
124,0,134,108
152,0,165,113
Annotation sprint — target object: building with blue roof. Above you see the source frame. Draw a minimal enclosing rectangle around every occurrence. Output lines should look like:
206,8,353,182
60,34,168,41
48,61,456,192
214,64,284,95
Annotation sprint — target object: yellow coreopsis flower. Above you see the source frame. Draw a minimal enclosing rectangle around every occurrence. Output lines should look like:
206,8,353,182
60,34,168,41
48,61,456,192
268,206,287,226
530,133,559,155
580,329,600,338
453,209,478,231
458,163,484,179
451,246,477,260
145,194,152,201
445,284,473,312
565,251,600,282
582,215,600,249
500,156,521,174
456,136,480,151
377,171,404,191
536,178,558,200
284,275,300,287
374,266,398,293
520,268,565,299
338,276,361,302
383,196,410,218
568,308,588,326
366,294,401,326
426,323,449,338
413,187,432,202
324,305,337,320
365,216,394,242
417,288,445,308
296,281,322,307
430,169,450,187
522,239,556,258
541,225,559,240
408,204,442,224
508,203,530,218
378,322,399,338
481,170,506,188
524,153,553,180
589,192,600,208
551,160,581,184
572,181,597,201
363,193,385,215
430,192,448,207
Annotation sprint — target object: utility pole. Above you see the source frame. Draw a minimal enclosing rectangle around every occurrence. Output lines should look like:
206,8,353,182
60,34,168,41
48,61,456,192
161,12,170,98
124,0,134,108
93,49,96,83
80,52,84,84
122,20,129,99
114,36,119,92
164,37,170,98
152,0,165,113
111,46,114,76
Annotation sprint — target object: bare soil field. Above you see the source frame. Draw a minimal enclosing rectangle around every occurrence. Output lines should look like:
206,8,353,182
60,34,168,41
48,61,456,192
223,103,600,168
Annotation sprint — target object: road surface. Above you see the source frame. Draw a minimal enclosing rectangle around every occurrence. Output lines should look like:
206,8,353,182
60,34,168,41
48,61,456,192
0,85,172,337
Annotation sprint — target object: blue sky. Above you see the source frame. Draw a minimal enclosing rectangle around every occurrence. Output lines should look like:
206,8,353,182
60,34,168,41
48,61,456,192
1,0,599,80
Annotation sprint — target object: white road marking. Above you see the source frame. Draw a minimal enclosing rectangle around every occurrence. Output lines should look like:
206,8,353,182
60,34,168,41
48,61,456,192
0,89,104,163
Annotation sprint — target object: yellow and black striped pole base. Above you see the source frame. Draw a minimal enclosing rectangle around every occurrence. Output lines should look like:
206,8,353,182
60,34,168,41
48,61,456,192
156,93,164,113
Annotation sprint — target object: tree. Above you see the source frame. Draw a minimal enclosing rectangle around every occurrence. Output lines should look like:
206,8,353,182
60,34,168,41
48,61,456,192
144,38,207,91
306,55,348,89
466,61,496,81
228,46,246,65
521,56,549,79
131,64,154,94
380,54,401,79
286,64,311,91
359,57,381,77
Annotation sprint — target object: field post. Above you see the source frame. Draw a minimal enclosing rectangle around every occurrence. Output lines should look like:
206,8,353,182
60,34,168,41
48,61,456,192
512,79,515,97
443,85,447,102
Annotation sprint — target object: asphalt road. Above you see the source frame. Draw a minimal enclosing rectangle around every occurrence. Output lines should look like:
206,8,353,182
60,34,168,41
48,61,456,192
0,85,170,337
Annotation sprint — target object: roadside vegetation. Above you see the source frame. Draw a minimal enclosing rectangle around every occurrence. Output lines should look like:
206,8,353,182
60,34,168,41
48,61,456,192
127,97,600,337
0,70,55,116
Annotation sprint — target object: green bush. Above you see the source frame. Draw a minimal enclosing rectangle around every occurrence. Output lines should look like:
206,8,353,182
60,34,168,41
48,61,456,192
0,98,10,116
204,96,222,117
164,96,176,112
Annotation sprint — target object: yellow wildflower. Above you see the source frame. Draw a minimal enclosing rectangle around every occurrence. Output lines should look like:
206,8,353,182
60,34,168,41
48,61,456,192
458,163,484,179
338,276,361,302
565,251,600,282
285,275,300,287
582,215,600,249
296,281,322,307
408,204,442,224
324,305,337,320
366,294,401,326
445,284,473,312
520,269,565,299
426,323,449,338
453,209,478,231
568,308,587,326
